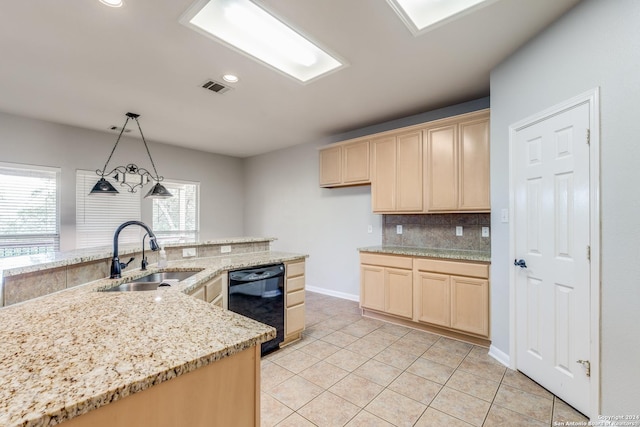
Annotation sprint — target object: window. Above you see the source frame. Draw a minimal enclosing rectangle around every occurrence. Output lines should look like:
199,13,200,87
76,170,141,249
0,163,60,258
152,180,199,243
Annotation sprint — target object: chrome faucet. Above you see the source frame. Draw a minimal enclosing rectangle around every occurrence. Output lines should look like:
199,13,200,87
111,221,159,278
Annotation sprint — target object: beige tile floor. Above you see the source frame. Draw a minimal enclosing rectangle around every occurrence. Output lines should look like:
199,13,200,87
261,291,589,427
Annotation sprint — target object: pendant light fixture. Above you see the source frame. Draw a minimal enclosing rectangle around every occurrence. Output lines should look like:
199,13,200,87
90,112,172,198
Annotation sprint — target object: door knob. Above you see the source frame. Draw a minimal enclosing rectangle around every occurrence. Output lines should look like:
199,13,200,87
514,259,527,269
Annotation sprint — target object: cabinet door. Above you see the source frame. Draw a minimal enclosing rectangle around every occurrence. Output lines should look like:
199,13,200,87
396,131,423,211
450,276,489,336
360,264,385,311
414,271,450,327
343,140,370,184
458,117,490,210
189,286,205,301
286,303,305,335
205,274,223,303
319,146,342,187
426,124,458,211
371,136,396,212
384,268,413,319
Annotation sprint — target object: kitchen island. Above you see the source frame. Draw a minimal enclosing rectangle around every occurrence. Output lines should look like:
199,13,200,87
0,249,307,427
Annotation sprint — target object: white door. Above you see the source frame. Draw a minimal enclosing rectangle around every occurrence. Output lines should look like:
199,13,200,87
513,101,591,414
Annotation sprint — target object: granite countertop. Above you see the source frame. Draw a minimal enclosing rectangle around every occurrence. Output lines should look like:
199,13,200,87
0,250,306,427
359,246,491,263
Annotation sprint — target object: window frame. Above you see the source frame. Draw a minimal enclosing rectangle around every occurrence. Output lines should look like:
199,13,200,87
151,178,200,244
75,169,143,249
0,162,61,258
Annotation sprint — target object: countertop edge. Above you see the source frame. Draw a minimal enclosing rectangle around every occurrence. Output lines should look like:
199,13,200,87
358,246,491,263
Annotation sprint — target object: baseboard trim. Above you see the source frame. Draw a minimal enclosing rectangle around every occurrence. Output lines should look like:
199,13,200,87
305,285,359,302
489,345,510,367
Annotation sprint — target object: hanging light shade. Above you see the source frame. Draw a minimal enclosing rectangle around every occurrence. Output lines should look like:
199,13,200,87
90,112,172,198
145,182,173,199
90,177,119,195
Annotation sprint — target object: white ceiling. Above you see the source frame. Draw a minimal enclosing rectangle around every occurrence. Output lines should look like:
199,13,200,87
0,0,580,158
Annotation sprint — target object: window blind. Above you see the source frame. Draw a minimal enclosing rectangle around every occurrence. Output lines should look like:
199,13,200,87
0,163,60,257
152,180,199,243
76,170,142,249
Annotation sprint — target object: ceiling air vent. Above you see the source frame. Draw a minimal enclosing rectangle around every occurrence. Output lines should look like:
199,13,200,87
201,79,232,94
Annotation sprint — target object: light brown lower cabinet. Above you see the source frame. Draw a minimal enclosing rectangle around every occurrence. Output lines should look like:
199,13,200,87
62,345,261,427
283,260,306,345
360,252,490,343
413,258,489,338
204,272,228,309
360,253,413,320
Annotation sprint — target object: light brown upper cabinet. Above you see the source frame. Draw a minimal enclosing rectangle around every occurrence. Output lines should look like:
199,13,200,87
425,111,490,212
371,130,423,213
318,109,490,214
319,140,370,187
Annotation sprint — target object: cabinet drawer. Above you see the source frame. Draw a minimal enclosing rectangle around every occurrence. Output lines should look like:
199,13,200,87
286,261,305,278
287,275,305,293
360,253,412,269
414,258,488,279
286,304,305,335
205,276,222,303
287,289,305,307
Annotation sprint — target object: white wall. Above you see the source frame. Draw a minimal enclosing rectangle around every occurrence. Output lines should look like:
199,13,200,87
243,140,381,299
490,0,640,414
0,112,244,249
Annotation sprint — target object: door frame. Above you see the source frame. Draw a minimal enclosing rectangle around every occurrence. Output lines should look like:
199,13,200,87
508,88,600,417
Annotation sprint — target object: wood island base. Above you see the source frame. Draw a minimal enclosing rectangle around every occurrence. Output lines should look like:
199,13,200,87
62,346,261,427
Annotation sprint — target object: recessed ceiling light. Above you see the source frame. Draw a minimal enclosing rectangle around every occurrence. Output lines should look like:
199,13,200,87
180,0,345,83
222,74,239,83
387,0,497,35
99,0,124,7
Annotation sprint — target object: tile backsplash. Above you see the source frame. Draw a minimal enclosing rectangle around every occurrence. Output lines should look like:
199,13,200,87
382,213,490,252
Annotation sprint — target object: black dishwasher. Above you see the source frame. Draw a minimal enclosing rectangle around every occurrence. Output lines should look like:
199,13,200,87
228,264,285,355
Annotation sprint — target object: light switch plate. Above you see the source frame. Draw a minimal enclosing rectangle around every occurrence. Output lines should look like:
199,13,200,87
220,245,231,253
367,225,373,234
501,208,509,223
456,226,463,236
396,225,403,234
482,227,490,237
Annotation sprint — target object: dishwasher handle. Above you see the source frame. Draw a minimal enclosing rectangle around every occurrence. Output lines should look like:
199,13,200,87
229,264,285,282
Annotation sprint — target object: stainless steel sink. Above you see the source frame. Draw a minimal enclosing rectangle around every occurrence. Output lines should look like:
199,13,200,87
104,282,172,292
130,271,200,283
103,270,200,292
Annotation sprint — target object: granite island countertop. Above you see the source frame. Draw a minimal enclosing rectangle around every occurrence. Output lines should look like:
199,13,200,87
0,250,307,427
359,246,491,263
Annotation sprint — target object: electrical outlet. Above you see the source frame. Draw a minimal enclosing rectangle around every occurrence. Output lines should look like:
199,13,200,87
396,225,403,234
367,225,373,234
456,226,463,236
220,245,231,253
482,227,490,238
182,247,196,257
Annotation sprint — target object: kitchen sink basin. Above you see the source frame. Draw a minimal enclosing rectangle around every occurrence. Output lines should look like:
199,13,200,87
130,270,200,283
104,282,172,292
103,270,201,292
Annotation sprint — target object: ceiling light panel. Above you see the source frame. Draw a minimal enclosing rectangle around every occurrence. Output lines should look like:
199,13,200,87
387,0,498,35
181,0,345,83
